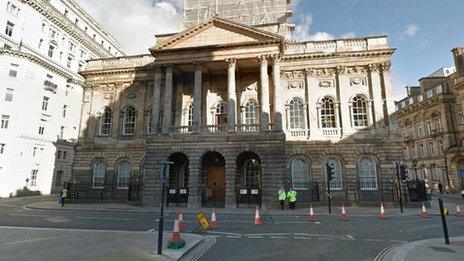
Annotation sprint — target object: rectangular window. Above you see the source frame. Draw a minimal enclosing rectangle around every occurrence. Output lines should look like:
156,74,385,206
42,96,49,111
429,142,435,156
438,141,444,154
419,144,425,157
5,88,13,101
30,170,38,186
9,63,18,77
0,143,5,154
67,56,73,68
55,170,63,186
63,151,67,160
56,150,61,159
6,2,20,16
5,21,14,37
48,45,55,58
1,115,10,129
38,126,45,135
62,105,67,117
33,147,37,157
68,42,75,52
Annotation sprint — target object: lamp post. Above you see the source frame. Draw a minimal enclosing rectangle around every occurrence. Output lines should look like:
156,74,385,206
157,161,173,255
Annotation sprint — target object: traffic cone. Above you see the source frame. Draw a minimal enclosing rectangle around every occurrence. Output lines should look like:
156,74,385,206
420,202,430,219
167,219,186,249
339,204,349,221
253,205,263,225
455,205,464,217
378,202,388,220
308,204,317,222
210,208,218,229
178,211,185,231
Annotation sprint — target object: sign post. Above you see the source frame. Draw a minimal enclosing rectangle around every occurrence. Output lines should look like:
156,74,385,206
157,161,173,255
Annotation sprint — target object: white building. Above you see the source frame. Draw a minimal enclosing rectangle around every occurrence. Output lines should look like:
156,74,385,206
0,0,125,197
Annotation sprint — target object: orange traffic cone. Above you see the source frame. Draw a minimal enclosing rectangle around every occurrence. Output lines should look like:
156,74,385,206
339,204,349,221
210,208,218,229
167,219,185,249
378,202,388,220
253,205,263,225
420,202,430,218
308,204,317,222
178,211,185,231
455,205,464,217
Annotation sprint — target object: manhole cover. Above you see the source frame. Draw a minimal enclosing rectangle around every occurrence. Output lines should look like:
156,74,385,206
428,246,457,253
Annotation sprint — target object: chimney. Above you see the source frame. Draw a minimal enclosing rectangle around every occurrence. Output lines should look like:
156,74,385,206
452,47,464,76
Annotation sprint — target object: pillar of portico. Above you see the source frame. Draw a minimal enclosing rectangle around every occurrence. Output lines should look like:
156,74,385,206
272,55,283,131
162,64,174,134
152,66,162,134
259,55,270,131
193,62,203,133
227,58,237,132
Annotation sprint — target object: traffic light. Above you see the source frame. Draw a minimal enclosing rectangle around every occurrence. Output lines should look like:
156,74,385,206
399,164,408,180
326,163,335,182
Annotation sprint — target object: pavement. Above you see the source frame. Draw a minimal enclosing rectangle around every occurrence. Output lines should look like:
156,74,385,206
379,236,464,261
0,226,203,261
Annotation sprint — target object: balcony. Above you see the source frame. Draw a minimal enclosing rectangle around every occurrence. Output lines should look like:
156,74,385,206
289,129,309,138
171,126,192,134
43,80,58,93
237,124,260,133
322,128,341,138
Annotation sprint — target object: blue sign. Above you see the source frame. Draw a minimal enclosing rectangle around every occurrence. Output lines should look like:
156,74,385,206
459,170,464,179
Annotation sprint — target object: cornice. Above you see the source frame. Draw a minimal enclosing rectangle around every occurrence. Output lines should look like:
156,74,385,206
282,48,396,61
0,48,84,85
19,0,113,58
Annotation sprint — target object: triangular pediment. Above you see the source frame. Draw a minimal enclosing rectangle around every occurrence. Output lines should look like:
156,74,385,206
152,17,283,51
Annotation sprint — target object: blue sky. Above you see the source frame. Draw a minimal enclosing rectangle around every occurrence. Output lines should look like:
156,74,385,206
291,0,464,98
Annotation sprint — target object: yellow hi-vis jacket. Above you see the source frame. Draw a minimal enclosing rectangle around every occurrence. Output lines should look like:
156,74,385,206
278,189,286,201
287,190,297,203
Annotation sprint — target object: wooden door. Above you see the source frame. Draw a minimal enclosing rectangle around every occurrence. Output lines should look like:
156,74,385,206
207,166,226,203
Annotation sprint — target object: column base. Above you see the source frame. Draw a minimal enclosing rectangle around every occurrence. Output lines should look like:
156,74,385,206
187,194,200,208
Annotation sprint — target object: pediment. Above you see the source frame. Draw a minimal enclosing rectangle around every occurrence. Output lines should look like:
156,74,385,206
152,17,283,51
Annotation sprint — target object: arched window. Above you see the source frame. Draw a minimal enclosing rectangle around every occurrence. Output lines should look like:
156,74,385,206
291,158,309,190
147,106,155,134
117,161,131,189
358,157,378,190
289,98,305,129
187,104,194,127
99,107,112,135
243,159,260,188
122,106,136,135
92,161,106,188
352,96,368,127
244,100,258,124
321,98,336,128
325,157,343,190
215,102,228,125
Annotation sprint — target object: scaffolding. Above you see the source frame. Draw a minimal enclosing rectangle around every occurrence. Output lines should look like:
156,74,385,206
182,0,291,28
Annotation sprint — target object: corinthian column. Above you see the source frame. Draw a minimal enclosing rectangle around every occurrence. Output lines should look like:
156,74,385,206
259,55,270,131
162,64,174,134
152,66,162,134
272,55,283,131
227,58,237,132
193,62,203,133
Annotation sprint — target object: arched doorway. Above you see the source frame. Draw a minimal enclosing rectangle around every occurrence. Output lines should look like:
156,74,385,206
201,151,226,207
167,153,189,207
236,152,262,207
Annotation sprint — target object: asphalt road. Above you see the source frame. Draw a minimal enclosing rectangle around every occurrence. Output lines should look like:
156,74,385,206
0,196,463,261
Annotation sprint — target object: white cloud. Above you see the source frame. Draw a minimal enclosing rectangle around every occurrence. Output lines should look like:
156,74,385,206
79,0,182,55
405,24,419,37
308,32,334,41
340,32,356,39
293,14,313,41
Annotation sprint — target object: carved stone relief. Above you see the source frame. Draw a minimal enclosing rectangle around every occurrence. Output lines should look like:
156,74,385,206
282,71,305,89
318,78,335,88
350,76,368,86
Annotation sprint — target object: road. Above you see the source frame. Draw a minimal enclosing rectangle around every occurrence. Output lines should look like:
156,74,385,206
0,195,463,261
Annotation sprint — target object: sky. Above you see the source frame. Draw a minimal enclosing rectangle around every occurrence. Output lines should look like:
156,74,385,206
79,0,464,100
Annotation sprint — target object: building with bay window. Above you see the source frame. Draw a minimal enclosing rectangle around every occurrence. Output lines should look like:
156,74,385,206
72,0,402,208
0,0,125,197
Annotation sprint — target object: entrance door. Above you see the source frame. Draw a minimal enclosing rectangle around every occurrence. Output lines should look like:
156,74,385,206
207,166,226,205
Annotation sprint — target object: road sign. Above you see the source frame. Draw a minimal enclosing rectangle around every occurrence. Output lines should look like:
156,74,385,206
195,212,210,231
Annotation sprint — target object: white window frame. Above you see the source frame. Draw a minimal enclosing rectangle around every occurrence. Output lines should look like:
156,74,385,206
122,106,136,135
92,161,106,188
291,158,310,190
288,98,305,129
321,98,336,128
358,157,378,191
1,115,10,129
30,170,38,186
5,21,14,37
352,95,369,127
42,96,49,111
117,161,131,189
99,107,112,136
244,100,259,125
5,88,13,102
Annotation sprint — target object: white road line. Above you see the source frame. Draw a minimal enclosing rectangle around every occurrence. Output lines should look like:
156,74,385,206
317,237,334,240
270,236,287,239
208,231,242,236
225,236,242,239
275,221,309,224
244,233,291,236
0,225,149,234
247,236,263,239
75,216,132,221
147,229,156,232
294,237,311,240
346,235,355,239
365,238,383,242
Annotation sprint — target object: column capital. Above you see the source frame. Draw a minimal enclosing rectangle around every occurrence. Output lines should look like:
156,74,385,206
164,64,174,73
226,58,237,68
193,61,203,71
380,61,391,72
154,65,162,74
368,63,381,73
258,55,269,65
272,54,281,64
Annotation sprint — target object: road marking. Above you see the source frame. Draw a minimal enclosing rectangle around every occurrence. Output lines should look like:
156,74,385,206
270,236,287,239
294,237,311,240
0,236,67,246
247,236,263,239
0,226,149,234
365,238,383,242
225,236,242,239
317,237,334,240
315,222,321,224
10,213,49,218
346,235,355,239
244,233,291,236
275,221,309,224
208,231,242,236
147,229,156,232
76,216,132,221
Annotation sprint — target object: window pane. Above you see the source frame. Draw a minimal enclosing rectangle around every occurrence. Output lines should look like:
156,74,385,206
93,162,106,188
289,98,305,129
291,159,309,190
321,98,336,128
358,157,378,190
352,96,368,127
117,162,131,188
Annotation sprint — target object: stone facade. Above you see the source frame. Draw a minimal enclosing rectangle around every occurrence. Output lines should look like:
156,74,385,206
396,48,464,194
73,16,402,208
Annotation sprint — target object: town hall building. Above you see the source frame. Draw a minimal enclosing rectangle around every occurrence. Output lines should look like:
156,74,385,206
72,0,403,208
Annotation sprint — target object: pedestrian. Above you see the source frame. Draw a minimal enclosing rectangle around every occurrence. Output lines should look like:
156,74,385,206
278,187,286,210
438,182,443,194
59,186,68,207
287,188,297,210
